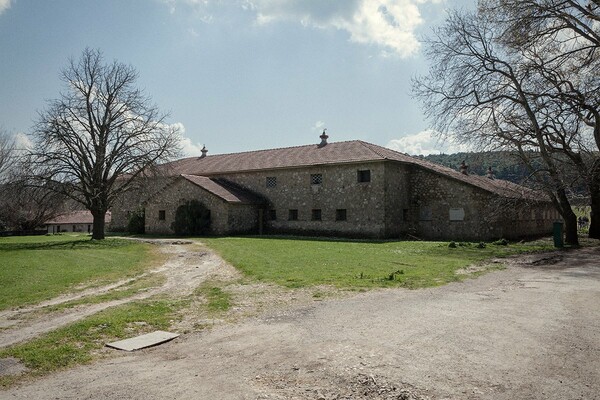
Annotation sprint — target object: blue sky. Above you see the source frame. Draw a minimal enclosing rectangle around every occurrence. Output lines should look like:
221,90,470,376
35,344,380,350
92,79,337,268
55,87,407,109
0,0,474,156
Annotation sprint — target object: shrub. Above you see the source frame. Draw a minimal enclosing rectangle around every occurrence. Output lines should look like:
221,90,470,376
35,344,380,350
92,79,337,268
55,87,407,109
493,238,509,246
448,241,457,248
127,209,145,234
171,200,211,236
477,242,486,249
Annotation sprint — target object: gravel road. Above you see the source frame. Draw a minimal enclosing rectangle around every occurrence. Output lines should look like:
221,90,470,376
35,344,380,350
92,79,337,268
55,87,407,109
3,246,599,399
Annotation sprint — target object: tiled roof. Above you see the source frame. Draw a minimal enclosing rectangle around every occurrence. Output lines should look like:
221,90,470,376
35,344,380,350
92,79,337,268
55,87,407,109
46,211,112,225
161,140,541,200
181,175,264,204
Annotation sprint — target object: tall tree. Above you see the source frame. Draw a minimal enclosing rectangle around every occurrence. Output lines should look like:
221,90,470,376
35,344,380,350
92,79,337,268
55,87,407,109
480,0,600,238
32,48,181,239
413,11,582,244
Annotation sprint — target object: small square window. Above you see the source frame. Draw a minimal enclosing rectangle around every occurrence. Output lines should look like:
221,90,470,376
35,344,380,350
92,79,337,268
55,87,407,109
357,169,371,183
310,174,322,185
266,176,277,188
288,209,298,221
335,209,347,221
311,209,322,221
158,210,166,220
269,209,277,221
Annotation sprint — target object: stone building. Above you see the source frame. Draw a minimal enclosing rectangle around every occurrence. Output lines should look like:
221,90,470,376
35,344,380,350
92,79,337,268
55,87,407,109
110,135,558,240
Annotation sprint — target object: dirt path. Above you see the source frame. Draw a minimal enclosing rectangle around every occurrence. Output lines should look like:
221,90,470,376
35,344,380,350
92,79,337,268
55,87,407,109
2,246,600,399
0,240,239,348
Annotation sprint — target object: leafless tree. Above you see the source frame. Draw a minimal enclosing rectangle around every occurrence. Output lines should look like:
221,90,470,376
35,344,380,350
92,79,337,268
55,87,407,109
0,180,66,232
0,129,16,184
0,130,65,231
477,0,600,238
413,11,583,244
31,48,181,239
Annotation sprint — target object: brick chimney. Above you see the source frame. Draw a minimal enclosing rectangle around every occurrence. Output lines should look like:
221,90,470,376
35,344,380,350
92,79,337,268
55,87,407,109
318,129,329,147
459,160,469,175
486,166,495,179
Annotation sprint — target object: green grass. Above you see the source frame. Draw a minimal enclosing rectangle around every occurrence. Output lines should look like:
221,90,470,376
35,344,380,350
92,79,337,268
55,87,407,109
202,237,554,289
0,298,185,387
195,284,233,313
0,235,153,310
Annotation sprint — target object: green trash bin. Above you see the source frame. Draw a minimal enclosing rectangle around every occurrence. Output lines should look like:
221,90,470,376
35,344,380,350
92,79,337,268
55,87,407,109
553,221,564,248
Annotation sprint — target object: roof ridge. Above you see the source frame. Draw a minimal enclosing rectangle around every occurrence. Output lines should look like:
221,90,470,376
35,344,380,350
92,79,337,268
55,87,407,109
176,140,364,161
355,140,389,159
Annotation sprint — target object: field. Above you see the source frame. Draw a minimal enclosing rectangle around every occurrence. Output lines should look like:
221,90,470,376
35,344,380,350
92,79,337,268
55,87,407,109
201,236,554,289
0,234,558,387
0,234,152,310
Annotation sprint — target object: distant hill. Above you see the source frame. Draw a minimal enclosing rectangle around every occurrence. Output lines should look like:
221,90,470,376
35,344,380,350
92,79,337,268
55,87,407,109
421,152,532,184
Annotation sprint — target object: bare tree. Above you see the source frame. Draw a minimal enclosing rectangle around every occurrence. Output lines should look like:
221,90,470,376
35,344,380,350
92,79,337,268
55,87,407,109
32,48,181,239
0,129,16,184
413,11,582,244
0,180,66,232
479,0,600,238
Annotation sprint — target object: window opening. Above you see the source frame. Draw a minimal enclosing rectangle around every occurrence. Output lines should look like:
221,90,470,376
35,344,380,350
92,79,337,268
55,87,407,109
266,176,277,188
288,209,298,221
335,209,347,221
310,174,323,185
357,169,371,182
311,209,322,221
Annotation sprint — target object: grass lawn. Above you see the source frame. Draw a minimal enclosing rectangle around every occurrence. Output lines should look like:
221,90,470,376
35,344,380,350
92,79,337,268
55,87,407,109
0,298,186,387
0,234,153,311
202,236,554,289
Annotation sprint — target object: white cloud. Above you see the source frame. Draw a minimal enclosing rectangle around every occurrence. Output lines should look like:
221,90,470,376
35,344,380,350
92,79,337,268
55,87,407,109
165,0,445,57
386,129,470,155
0,0,12,15
14,131,32,151
248,0,443,57
312,120,325,131
171,122,206,157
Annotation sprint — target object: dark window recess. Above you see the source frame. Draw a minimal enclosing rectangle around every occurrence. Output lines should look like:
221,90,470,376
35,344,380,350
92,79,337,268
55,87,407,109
266,176,277,188
158,210,166,220
288,209,298,221
403,209,409,221
269,209,277,221
357,169,371,182
310,174,323,185
311,209,322,221
335,209,347,221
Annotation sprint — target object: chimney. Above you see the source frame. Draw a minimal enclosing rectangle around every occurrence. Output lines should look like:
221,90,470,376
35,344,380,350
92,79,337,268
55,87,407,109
318,129,328,147
459,160,469,175
486,166,495,179
200,145,208,159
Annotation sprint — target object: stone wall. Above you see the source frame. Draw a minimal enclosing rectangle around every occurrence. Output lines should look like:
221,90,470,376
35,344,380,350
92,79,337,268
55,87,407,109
144,178,258,235
215,162,388,237
110,176,175,231
383,162,412,237
408,168,555,241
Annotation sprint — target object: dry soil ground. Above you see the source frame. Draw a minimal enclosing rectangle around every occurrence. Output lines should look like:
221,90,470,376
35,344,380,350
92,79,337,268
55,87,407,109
1,242,599,399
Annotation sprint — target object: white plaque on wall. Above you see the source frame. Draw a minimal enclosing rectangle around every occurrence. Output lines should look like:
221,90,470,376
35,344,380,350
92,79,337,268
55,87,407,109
449,208,465,221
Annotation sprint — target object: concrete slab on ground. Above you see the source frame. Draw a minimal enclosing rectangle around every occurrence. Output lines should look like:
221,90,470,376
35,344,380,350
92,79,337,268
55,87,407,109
106,331,179,352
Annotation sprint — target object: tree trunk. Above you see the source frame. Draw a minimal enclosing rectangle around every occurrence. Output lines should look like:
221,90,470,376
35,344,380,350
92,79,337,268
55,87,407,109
91,210,106,240
556,189,579,246
563,209,579,246
589,161,600,239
